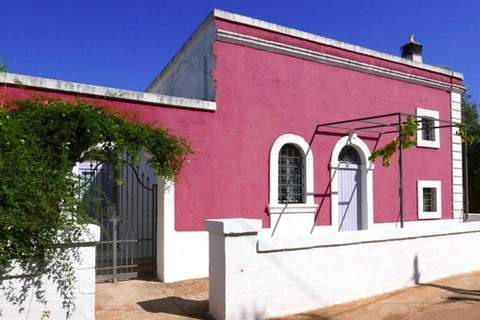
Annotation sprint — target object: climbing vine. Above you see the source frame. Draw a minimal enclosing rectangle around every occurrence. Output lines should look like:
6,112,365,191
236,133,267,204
0,98,192,316
369,115,418,167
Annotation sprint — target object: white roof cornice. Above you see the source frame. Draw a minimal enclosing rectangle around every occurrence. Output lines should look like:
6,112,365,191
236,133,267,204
0,72,216,111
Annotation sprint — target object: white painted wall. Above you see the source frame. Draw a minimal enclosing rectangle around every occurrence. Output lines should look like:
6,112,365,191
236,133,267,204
206,218,480,320
0,224,100,320
156,180,209,283
147,20,216,101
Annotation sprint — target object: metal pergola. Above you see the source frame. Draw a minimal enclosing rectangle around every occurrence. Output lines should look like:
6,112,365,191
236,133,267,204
315,112,468,228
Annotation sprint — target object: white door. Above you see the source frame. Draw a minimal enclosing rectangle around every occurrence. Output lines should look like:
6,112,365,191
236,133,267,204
338,146,362,231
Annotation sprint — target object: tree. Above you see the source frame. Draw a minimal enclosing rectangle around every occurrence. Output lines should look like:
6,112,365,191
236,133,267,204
462,94,480,212
0,98,192,316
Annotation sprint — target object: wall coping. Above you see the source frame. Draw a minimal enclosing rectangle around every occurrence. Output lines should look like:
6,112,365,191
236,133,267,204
257,221,480,252
213,9,463,80
205,218,262,235
0,72,217,112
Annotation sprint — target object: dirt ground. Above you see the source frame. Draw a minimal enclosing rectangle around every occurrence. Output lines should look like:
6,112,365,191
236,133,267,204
96,271,480,320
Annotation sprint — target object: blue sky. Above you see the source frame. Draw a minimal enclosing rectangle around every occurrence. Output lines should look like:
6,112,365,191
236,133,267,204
2,1,479,101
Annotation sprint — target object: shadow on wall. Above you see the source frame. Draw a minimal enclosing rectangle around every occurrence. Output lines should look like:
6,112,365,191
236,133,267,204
414,254,480,304
309,131,381,232
412,255,421,284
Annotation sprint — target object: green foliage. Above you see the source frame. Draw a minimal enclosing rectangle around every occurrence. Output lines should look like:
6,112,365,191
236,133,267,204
462,95,480,196
0,98,192,315
460,95,480,145
369,116,417,167
0,60,5,72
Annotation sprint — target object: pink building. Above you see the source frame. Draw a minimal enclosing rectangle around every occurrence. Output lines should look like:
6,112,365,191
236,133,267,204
0,10,465,283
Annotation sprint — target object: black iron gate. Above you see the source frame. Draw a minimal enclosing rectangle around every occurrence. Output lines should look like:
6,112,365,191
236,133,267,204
78,161,157,283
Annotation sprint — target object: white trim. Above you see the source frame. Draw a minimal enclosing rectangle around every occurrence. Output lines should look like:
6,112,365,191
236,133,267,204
330,134,374,231
0,72,217,111
417,180,442,219
416,107,440,148
268,204,318,214
216,29,465,94
268,134,317,235
213,9,464,81
268,133,315,206
451,92,463,219
259,221,480,252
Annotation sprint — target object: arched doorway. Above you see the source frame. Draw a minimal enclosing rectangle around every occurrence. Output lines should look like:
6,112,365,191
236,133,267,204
76,154,158,282
337,146,362,231
330,134,374,231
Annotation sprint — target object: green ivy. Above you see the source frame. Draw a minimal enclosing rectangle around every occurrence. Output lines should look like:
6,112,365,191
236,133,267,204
0,98,192,316
369,115,417,167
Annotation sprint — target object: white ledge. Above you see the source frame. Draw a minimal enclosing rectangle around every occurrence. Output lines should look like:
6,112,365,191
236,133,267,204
0,72,217,111
205,218,262,235
258,221,480,252
213,9,463,80
268,203,318,214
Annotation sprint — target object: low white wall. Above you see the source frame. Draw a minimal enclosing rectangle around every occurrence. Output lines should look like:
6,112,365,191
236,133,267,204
157,180,209,282
0,224,100,320
206,219,480,320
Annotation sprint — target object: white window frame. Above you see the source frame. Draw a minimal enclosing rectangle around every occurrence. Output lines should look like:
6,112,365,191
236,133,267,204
416,107,440,148
268,133,316,214
417,180,442,219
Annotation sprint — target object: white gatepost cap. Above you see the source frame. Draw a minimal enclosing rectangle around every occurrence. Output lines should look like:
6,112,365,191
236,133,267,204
205,218,262,235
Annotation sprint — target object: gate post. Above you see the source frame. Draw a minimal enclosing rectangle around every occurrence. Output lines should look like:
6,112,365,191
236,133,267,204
205,219,263,320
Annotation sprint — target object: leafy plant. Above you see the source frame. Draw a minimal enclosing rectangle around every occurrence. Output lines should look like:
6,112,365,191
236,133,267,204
369,115,417,166
462,94,480,205
0,98,192,316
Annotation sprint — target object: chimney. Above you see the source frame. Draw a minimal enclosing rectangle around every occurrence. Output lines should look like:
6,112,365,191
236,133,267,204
401,35,423,63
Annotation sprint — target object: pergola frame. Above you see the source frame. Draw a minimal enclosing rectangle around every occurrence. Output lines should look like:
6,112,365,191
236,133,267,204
315,112,468,228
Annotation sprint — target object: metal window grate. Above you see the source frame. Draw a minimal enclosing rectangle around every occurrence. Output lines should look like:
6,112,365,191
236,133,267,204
278,144,304,204
421,118,435,141
339,146,361,163
423,187,437,212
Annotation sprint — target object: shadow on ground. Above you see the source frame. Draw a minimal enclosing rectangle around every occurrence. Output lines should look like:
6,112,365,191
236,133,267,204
138,296,208,319
419,283,480,304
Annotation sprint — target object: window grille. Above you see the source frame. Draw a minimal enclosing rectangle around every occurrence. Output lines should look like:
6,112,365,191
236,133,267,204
338,146,360,163
422,187,437,212
278,144,304,203
421,118,435,141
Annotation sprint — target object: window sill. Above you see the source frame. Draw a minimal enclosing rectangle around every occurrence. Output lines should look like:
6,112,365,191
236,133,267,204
418,211,442,220
268,203,318,215
417,140,440,149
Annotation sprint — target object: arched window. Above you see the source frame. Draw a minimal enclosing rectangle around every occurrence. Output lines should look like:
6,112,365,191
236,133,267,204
278,144,305,203
338,146,361,164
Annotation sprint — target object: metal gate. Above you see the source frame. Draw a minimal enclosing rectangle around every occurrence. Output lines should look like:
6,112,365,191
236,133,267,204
78,161,157,283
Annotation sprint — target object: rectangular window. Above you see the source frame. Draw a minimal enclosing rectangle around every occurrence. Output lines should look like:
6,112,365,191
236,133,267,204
421,118,435,141
417,180,442,219
422,187,437,212
416,108,440,148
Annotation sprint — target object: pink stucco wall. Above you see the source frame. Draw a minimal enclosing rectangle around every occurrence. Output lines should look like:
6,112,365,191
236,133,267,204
210,19,457,229
1,20,461,231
